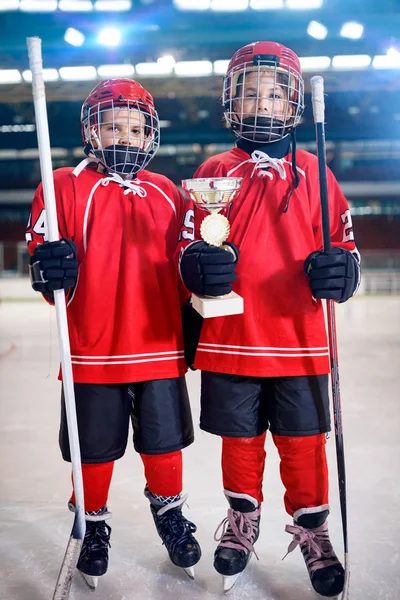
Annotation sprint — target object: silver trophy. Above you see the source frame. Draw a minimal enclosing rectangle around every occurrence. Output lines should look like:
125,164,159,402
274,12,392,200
182,177,244,318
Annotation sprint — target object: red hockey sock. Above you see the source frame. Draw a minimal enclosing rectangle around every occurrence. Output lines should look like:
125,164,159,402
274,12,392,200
141,450,183,497
221,433,267,504
273,433,329,516
70,461,114,513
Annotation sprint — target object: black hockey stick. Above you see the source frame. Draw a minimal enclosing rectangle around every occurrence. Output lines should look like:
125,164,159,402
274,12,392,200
310,75,350,598
27,37,86,600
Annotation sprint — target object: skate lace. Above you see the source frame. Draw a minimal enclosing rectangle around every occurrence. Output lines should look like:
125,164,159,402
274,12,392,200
284,521,340,574
157,508,197,554
80,521,111,559
214,507,261,559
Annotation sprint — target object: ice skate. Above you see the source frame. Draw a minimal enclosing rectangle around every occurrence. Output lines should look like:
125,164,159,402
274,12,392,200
145,487,201,579
285,509,344,598
213,492,261,593
73,505,112,590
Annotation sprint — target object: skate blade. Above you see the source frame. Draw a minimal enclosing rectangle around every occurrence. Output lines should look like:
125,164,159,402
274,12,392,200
79,570,99,590
223,573,242,593
183,566,195,580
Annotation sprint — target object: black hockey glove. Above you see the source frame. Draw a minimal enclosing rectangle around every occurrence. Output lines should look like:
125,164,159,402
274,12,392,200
304,247,360,303
181,302,203,370
180,241,239,297
30,239,78,294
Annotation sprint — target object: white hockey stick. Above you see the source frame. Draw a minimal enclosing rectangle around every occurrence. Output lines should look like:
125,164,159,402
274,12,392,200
27,37,86,600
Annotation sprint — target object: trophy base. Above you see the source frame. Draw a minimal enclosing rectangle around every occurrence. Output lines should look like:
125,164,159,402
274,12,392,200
191,292,244,319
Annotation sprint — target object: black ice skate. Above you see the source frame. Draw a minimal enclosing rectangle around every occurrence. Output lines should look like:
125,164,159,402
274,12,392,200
145,487,201,579
285,508,345,598
69,503,112,590
214,491,261,593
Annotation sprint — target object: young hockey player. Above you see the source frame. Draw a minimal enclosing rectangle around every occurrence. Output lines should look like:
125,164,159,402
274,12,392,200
27,78,201,588
179,42,360,595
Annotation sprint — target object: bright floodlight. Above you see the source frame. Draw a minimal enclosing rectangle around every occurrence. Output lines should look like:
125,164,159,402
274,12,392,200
95,0,132,10
97,64,135,77
332,55,371,69
299,56,331,71
307,21,327,40
287,0,323,8
20,0,57,10
211,0,248,10
22,68,59,82
340,21,364,40
175,61,213,76
250,0,284,8
157,55,176,70
59,0,93,11
213,60,230,75
135,62,174,76
0,1,19,10
97,28,121,47
64,28,85,47
173,0,211,9
0,70,22,84
59,66,97,81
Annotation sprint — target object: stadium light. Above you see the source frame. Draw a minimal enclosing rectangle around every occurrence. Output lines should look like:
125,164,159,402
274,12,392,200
0,0,19,10
135,62,174,76
97,28,121,47
213,60,230,74
64,28,85,47
299,56,331,71
0,70,22,83
250,0,284,8
340,21,364,40
332,55,371,69
59,66,97,81
157,55,176,70
95,0,132,10
59,0,93,11
22,68,59,82
307,21,327,40
20,0,57,10
372,49,400,69
173,0,211,9
286,0,323,8
97,64,135,77
211,0,248,10
175,61,213,76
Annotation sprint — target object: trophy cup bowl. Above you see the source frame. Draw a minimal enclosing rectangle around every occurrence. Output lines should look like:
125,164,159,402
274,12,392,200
182,177,244,319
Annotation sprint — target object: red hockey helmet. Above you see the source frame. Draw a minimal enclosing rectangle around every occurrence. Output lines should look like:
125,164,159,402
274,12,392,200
223,41,304,143
81,78,159,176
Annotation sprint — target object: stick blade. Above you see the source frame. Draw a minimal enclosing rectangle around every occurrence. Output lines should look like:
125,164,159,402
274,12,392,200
52,536,83,600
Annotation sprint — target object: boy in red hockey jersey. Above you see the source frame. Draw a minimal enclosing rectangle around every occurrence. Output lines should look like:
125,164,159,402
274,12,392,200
179,42,360,595
27,78,200,587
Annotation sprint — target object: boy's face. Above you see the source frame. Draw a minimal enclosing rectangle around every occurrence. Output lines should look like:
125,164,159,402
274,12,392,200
94,107,148,150
233,70,293,123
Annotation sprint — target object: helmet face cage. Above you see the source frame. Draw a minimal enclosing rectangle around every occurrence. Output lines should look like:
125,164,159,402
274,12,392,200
82,98,160,176
223,56,304,143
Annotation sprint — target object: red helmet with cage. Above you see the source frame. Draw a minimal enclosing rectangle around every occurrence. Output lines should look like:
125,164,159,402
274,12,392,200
223,41,304,143
81,78,160,176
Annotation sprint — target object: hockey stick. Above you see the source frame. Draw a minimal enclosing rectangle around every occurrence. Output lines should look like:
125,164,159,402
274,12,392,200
27,37,86,600
310,75,350,599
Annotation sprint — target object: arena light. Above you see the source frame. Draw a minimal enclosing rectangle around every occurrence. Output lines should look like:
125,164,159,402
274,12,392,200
97,28,121,47
299,56,331,71
59,0,93,11
97,64,135,77
211,0,248,10
213,60,230,74
250,0,284,8
332,55,371,69
340,21,364,40
286,0,323,8
157,55,176,70
64,28,85,47
22,68,59,82
173,0,211,9
307,21,327,40
20,0,57,11
0,124,35,132
95,0,132,10
135,62,174,76
0,0,19,10
59,66,97,81
0,69,22,83
372,50,400,69
175,61,213,76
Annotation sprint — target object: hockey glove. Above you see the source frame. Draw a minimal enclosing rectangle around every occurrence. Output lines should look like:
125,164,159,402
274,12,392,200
304,247,360,303
180,241,239,297
30,239,78,294
181,302,203,370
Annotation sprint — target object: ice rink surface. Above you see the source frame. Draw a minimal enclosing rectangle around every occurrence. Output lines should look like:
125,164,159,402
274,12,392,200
0,296,399,600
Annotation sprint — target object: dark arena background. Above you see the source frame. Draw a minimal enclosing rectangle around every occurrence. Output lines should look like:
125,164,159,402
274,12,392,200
0,2,399,600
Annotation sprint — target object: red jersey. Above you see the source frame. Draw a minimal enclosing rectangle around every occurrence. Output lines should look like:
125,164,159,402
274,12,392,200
27,163,189,384
187,147,358,377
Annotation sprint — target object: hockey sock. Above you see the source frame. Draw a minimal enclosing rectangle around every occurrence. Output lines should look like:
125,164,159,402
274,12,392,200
70,461,114,513
221,433,267,504
272,433,329,516
140,450,183,497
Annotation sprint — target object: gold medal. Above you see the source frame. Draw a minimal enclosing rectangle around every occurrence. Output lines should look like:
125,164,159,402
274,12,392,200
200,213,230,246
